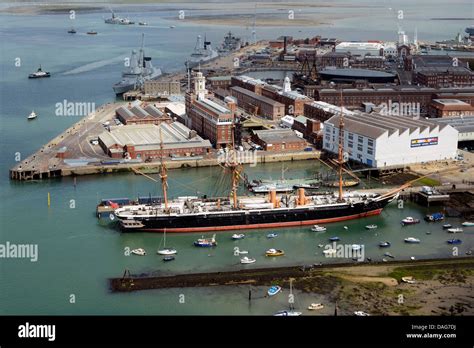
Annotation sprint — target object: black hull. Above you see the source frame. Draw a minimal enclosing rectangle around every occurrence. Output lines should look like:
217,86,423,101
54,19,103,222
118,194,396,233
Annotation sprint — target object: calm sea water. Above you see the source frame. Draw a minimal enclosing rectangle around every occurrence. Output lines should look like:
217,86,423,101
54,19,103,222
1,1,473,315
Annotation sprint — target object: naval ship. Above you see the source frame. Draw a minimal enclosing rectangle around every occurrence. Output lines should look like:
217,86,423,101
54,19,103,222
113,34,162,95
113,103,401,233
185,35,219,69
218,31,242,54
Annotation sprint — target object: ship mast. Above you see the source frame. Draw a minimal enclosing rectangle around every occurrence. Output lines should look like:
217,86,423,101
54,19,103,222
337,90,345,203
159,128,169,211
229,124,241,209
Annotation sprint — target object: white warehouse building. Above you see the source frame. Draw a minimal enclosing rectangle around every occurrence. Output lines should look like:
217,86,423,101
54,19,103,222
335,42,383,57
323,112,459,168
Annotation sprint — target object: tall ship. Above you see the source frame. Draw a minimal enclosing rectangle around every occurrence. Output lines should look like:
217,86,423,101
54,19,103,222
185,35,219,69
113,34,162,95
218,31,242,54
104,9,134,25
113,84,401,233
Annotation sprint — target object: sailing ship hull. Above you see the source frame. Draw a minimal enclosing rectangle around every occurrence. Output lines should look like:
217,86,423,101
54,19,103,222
118,194,395,233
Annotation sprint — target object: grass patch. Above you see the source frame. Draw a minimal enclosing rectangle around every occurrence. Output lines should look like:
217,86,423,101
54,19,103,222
413,177,441,187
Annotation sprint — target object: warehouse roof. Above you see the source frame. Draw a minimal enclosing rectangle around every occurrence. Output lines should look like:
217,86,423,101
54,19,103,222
254,129,305,143
325,112,454,139
99,123,212,150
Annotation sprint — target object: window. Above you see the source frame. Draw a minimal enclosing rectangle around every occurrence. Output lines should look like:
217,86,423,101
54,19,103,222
357,145,363,152
367,148,373,155
348,141,353,148
368,139,374,147
348,133,353,140
358,136,363,144
357,154,362,160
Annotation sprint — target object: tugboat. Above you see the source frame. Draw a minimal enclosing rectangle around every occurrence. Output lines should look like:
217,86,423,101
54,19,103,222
28,65,50,79
194,234,217,247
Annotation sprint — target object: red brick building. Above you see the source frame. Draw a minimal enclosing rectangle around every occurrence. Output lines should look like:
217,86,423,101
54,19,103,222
252,129,307,152
428,99,474,118
186,72,235,147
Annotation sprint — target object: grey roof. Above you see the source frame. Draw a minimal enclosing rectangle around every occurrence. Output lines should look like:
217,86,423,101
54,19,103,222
320,68,396,78
431,116,474,133
99,122,212,150
325,112,447,139
254,129,305,143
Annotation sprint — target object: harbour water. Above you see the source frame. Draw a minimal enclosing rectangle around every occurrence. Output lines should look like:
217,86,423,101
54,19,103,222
1,1,473,315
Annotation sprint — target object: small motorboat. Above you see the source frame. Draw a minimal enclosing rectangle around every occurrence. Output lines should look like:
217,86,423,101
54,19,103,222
274,310,302,316
424,212,445,222
308,303,324,310
329,236,340,242
131,248,146,256
404,237,420,243
466,250,472,255
27,111,37,120
384,252,395,258
157,248,177,255
240,256,256,264
365,224,378,230
426,231,432,235
163,255,175,262
138,21,148,26
232,233,245,240
67,28,77,34
87,30,98,35
462,221,474,227
311,225,326,232
351,244,362,251
169,25,176,28
410,256,416,260
401,217,420,226
443,224,453,229
447,239,462,244
194,234,217,247
447,228,463,233
379,241,391,248
343,226,348,230
265,248,285,257
401,276,416,284
28,65,50,78
354,311,370,316
267,285,282,296
323,248,336,256
382,258,388,262
317,244,324,248
267,233,278,238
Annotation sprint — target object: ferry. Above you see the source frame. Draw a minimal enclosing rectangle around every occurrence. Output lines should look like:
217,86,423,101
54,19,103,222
194,234,217,247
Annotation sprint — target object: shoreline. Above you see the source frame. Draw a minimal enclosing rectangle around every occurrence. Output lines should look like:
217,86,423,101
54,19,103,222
110,257,474,315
